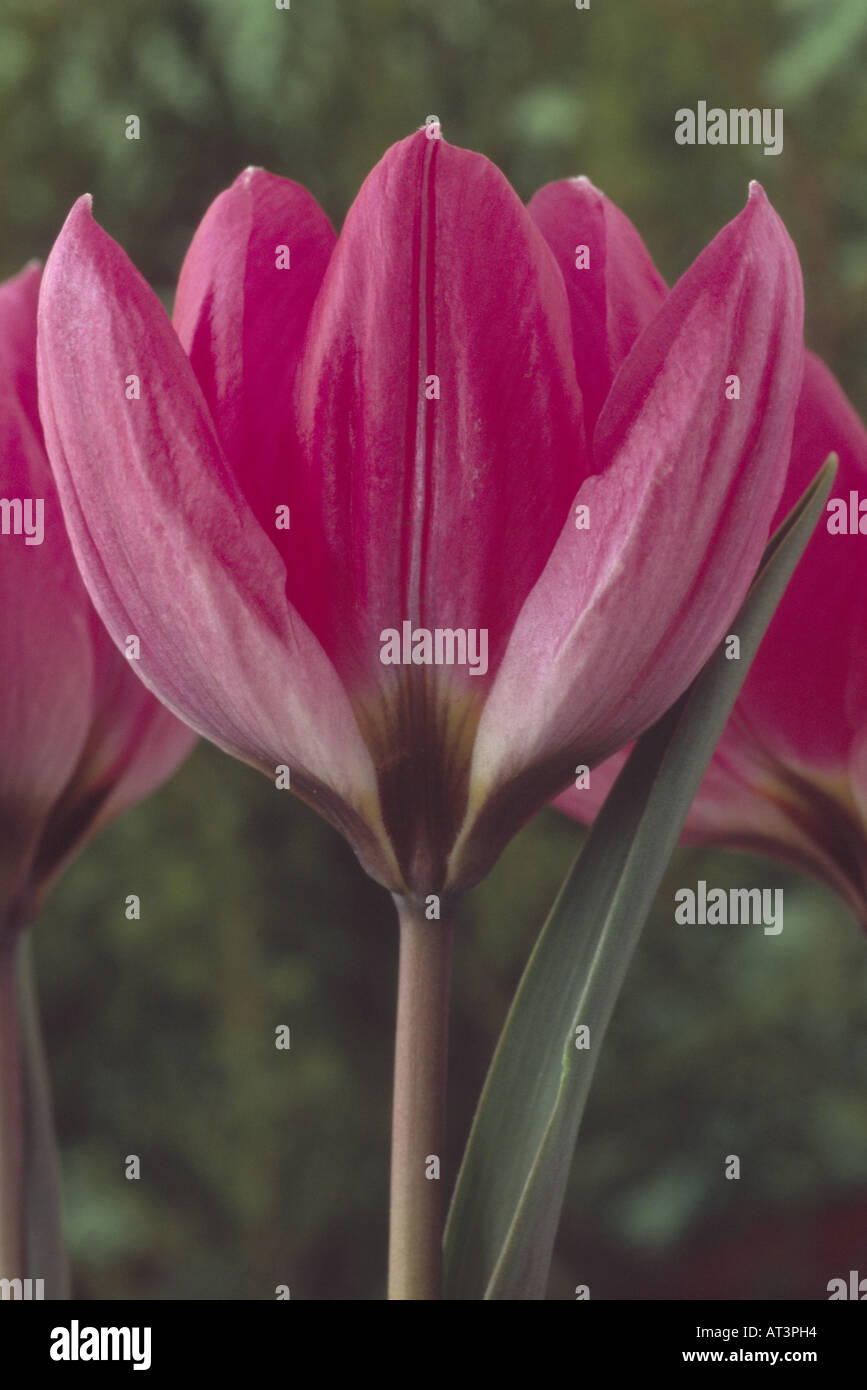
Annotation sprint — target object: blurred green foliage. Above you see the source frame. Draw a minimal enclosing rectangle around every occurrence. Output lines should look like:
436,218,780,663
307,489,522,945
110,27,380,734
1,0,866,1298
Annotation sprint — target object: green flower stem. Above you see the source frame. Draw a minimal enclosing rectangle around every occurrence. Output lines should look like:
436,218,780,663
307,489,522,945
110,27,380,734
388,896,454,1300
18,932,69,1299
0,933,24,1281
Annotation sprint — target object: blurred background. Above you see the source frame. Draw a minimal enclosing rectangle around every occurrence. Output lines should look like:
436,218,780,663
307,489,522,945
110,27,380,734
2,0,867,1298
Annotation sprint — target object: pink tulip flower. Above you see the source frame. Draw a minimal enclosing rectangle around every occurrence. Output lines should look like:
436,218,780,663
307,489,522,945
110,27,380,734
557,350,867,926
0,264,195,936
36,132,805,905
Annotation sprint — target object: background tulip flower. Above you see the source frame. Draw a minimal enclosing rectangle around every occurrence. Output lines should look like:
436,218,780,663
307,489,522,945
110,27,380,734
557,351,867,927
0,264,194,1288
37,131,803,1297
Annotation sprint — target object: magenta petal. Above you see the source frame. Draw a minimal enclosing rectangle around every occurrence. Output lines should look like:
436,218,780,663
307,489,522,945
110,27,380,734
37,198,389,871
552,755,620,827
528,177,667,445
0,262,44,443
562,355,867,813
676,355,867,878
94,693,196,825
731,353,867,768
1,263,193,918
173,167,336,538
28,635,196,899
675,353,867,921
560,355,867,923
0,266,95,883
63,611,196,819
454,184,803,886
287,131,587,693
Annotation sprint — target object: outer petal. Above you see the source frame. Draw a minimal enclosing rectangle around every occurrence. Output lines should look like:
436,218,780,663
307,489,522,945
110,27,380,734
557,719,867,927
453,184,803,888
173,167,336,541
287,130,587,694
560,354,867,798
528,177,667,446
556,355,867,920
553,758,618,828
0,265,95,917
29,618,196,901
38,198,396,887
684,733,867,926
0,262,45,442
731,352,867,767
648,355,867,859
83,616,196,823
674,354,867,920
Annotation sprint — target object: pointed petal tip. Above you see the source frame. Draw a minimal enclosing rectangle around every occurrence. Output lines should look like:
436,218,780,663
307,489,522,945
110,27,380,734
224,164,327,209
238,164,266,188
740,182,797,261
42,194,100,292
534,173,612,209
56,193,95,244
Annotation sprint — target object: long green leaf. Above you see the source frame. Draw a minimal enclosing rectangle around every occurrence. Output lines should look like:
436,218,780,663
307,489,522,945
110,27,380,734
444,457,836,1300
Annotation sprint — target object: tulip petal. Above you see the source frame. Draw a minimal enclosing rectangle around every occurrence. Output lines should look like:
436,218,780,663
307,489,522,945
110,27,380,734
280,130,589,889
559,355,867,825
0,266,95,907
30,640,196,898
94,692,195,823
730,353,867,768
0,262,45,443
687,732,867,924
287,130,587,693
528,177,667,445
454,184,803,885
173,167,336,539
38,199,394,883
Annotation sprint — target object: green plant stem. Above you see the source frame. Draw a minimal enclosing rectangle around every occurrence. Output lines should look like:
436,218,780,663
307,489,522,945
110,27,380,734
0,933,23,1281
18,932,69,1298
388,896,454,1300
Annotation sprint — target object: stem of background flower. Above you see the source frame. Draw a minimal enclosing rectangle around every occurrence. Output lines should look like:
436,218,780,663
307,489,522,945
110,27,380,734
388,895,454,1300
18,932,69,1298
0,933,24,1281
